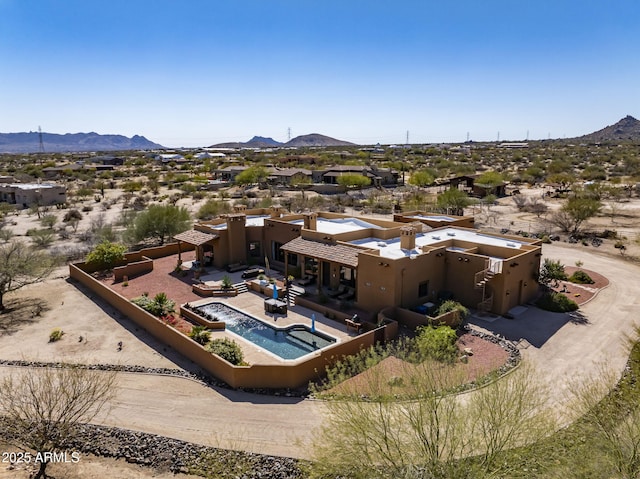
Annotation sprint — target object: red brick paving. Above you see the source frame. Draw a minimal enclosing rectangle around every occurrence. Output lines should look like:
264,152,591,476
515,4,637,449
99,251,203,306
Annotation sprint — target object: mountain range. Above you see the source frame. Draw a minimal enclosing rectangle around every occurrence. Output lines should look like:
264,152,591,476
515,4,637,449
0,131,163,153
1,117,639,154
210,133,356,148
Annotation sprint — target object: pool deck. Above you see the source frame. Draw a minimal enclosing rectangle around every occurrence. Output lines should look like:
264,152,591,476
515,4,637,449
187,293,354,365
103,252,358,366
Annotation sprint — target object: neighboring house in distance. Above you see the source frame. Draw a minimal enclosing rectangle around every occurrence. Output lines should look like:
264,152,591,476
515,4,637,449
266,168,313,186
88,155,125,166
0,182,66,208
447,174,507,198
42,163,117,179
155,153,186,163
214,165,250,182
315,165,398,187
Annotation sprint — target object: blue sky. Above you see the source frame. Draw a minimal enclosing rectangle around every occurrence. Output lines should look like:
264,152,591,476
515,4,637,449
1,1,638,147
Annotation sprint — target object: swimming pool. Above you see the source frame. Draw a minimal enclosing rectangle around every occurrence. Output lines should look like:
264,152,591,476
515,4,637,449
194,302,337,360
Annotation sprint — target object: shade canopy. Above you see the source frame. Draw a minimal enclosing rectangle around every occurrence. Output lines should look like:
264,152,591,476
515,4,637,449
173,229,219,246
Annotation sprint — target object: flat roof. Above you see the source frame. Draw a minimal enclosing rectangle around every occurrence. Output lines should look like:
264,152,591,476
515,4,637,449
2,183,60,190
350,227,529,259
407,214,457,222
289,217,382,235
208,215,270,230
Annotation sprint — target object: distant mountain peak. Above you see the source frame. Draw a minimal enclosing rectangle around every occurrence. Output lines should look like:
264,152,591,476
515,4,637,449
579,115,640,142
210,133,356,148
247,136,282,146
285,133,356,147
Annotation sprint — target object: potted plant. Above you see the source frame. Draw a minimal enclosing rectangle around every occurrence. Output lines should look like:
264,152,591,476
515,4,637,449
221,274,233,289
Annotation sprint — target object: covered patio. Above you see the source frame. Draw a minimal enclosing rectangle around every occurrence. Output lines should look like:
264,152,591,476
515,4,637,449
281,236,362,298
174,229,219,268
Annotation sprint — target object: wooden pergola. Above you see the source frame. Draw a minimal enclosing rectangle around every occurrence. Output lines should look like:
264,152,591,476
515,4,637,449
173,230,219,265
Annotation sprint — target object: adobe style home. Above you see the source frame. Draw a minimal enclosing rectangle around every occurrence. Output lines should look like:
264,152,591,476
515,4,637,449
0,180,66,208
176,208,542,316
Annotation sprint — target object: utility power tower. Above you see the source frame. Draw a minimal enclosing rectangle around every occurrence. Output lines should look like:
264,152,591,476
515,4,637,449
38,126,45,153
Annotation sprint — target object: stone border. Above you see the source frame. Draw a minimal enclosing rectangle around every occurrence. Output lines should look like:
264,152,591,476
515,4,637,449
0,419,303,479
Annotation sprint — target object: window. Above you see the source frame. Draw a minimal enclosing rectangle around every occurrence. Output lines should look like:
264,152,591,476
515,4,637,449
287,252,298,266
272,241,285,263
418,280,429,298
248,241,261,258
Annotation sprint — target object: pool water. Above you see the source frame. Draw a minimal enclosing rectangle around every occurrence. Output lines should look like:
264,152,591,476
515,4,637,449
195,302,337,360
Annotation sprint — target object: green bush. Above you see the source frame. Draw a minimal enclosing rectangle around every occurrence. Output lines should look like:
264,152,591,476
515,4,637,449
131,292,175,317
568,270,595,284
49,328,64,342
206,338,246,365
86,241,127,270
28,229,55,247
221,275,233,289
189,325,211,345
415,325,459,363
434,300,469,327
535,292,579,313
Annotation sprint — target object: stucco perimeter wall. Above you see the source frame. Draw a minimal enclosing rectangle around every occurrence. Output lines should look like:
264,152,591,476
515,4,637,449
379,307,458,330
113,257,153,281
80,243,195,275
69,262,375,389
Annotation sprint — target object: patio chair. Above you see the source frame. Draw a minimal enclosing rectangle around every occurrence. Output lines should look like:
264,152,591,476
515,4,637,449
338,287,355,301
328,284,347,298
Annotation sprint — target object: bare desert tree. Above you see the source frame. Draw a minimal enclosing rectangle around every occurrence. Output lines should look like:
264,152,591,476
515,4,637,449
308,362,554,479
566,364,640,479
0,365,117,479
0,241,57,311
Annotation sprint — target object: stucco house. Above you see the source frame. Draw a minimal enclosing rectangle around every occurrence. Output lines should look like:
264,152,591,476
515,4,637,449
176,208,541,316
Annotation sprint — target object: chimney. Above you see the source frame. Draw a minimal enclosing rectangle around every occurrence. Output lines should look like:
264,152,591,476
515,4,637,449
303,213,317,231
270,206,282,218
233,204,247,213
400,226,416,250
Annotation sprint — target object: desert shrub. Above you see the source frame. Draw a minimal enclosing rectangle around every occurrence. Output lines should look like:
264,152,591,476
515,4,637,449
538,258,568,288
63,209,83,222
206,338,246,365
49,328,64,342
131,292,175,317
434,300,469,327
40,214,57,229
568,270,595,284
86,241,127,270
535,292,579,313
415,325,459,363
29,229,55,247
189,325,211,345
197,199,231,220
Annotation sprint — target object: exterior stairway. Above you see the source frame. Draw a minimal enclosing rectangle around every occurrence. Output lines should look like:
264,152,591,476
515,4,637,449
474,259,501,313
287,284,306,304
233,282,249,294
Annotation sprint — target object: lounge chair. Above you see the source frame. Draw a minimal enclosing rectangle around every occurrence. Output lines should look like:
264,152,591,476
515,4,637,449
338,287,355,301
328,284,347,298
298,276,315,286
